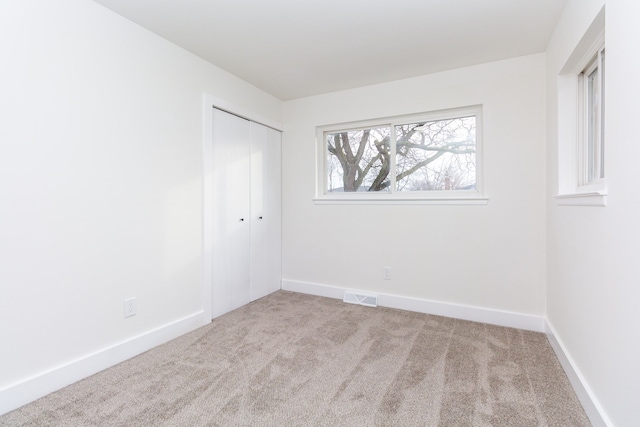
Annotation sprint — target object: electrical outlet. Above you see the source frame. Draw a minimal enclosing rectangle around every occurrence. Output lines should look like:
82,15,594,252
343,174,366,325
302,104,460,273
383,267,391,280
124,298,137,318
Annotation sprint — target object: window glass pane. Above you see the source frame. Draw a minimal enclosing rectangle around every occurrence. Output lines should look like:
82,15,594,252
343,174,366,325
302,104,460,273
599,49,605,179
394,117,476,191
586,50,604,184
587,67,599,182
326,126,391,192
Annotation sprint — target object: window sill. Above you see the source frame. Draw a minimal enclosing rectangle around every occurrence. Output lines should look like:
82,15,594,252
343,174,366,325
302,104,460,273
313,195,489,205
554,191,607,207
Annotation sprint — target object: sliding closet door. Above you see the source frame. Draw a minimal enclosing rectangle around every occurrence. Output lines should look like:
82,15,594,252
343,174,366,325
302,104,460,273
250,123,282,300
212,108,251,318
265,126,282,297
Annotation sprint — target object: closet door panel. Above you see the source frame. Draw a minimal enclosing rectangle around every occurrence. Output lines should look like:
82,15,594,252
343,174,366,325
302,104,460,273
212,109,251,317
250,122,269,300
265,127,282,296
249,123,282,301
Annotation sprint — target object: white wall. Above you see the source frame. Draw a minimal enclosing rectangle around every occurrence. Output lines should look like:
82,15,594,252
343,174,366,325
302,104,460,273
547,0,640,425
282,54,547,318
0,0,282,413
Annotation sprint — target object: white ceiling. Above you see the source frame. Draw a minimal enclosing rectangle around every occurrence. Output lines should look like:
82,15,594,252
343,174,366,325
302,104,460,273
93,0,567,100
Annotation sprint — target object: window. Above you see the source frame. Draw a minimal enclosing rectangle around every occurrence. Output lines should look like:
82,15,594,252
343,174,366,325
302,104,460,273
555,7,606,206
316,106,484,204
580,47,605,186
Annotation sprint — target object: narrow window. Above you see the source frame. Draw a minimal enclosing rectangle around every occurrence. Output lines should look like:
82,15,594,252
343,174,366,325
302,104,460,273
554,7,605,205
581,47,605,185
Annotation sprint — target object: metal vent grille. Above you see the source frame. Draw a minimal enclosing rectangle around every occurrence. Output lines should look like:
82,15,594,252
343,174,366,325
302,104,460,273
343,291,378,307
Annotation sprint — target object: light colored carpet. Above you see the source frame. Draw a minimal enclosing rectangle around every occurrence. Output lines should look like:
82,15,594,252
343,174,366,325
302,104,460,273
1,291,590,426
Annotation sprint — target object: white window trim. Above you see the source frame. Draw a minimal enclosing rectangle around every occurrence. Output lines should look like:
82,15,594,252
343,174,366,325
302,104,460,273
555,8,606,207
554,191,607,207
314,106,487,205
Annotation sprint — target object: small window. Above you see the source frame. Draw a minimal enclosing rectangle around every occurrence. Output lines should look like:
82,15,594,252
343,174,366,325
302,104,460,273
554,7,605,206
318,106,483,203
579,46,605,188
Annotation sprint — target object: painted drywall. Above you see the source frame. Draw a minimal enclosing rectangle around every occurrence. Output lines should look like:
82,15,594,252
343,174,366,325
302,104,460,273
281,54,547,317
0,0,281,405
547,0,640,425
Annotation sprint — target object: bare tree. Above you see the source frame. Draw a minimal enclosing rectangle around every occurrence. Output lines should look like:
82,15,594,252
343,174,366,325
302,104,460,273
327,117,476,192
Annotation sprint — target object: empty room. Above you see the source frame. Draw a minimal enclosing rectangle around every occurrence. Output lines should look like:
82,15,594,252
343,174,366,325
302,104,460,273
1,0,638,426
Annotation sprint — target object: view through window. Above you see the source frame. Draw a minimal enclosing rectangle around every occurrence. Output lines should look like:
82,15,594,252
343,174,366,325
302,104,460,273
323,107,481,196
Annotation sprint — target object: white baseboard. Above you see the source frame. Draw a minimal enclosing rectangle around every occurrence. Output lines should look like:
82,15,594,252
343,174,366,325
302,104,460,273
0,311,207,416
545,321,611,427
281,279,546,332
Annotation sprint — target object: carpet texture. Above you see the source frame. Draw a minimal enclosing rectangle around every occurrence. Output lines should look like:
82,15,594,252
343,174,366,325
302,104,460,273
1,291,591,426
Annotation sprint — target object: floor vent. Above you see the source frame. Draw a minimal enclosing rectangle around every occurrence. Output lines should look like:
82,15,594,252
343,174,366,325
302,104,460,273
343,291,378,307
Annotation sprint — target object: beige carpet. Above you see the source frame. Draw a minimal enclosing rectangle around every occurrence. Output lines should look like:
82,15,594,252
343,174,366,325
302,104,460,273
1,291,590,426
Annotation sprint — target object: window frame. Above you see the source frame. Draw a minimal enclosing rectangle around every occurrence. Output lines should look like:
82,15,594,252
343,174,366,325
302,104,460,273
314,105,486,205
578,46,605,189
